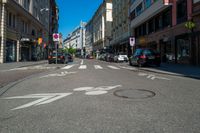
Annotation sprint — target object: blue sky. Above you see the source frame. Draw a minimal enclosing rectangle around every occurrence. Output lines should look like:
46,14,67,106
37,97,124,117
56,0,103,38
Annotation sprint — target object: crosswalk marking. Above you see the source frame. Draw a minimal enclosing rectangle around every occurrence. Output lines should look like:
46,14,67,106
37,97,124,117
107,65,120,70
61,65,74,70
94,65,103,69
79,65,87,69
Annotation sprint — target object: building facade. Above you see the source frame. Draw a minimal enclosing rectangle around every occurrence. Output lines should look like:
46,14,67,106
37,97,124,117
91,0,112,56
192,0,200,66
63,21,86,56
0,0,58,63
129,0,200,66
85,19,93,55
111,0,130,55
49,0,59,52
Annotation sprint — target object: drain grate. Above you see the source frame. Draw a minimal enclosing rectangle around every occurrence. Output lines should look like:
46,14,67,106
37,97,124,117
113,89,156,99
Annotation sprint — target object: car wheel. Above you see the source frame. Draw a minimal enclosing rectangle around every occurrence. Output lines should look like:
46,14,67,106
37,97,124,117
129,61,132,66
137,60,142,67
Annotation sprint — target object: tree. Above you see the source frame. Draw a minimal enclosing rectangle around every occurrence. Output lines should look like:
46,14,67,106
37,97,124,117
62,47,76,55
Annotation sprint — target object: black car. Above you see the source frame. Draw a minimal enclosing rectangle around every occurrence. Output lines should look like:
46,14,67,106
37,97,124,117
67,53,73,62
48,53,68,64
129,48,161,67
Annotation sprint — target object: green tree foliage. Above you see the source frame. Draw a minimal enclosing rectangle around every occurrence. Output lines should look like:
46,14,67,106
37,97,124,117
62,47,76,54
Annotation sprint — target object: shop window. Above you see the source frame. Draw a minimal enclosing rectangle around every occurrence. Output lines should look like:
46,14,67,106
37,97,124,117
177,38,190,64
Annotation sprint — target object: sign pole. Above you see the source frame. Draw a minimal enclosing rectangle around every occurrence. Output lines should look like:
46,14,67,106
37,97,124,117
53,33,60,64
55,42,58,64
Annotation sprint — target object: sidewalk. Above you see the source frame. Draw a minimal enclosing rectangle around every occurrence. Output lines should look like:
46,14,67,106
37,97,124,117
119,63,200,79
0,60,48,71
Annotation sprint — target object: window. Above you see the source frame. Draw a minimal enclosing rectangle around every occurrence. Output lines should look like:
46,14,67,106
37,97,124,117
144,0,151,8
136,3,143,16
177,0,187,24
13,15,16,28
9,13,12,27
163,9,171,28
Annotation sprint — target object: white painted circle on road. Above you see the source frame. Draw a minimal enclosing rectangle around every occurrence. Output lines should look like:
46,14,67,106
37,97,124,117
73,87,94,91
85,91,108,95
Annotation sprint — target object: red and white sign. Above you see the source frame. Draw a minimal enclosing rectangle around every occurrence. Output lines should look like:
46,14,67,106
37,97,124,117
163,0,173,6
53,33,59,42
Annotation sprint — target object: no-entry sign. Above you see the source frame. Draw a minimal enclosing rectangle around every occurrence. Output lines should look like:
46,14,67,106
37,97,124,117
53,33,59,42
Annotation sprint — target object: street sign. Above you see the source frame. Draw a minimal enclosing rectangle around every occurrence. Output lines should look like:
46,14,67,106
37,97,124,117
163,0,173,5
130,37,135,47
53,33,60,42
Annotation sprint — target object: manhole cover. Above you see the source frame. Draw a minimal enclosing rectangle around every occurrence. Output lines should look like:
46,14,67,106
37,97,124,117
113,89,156,99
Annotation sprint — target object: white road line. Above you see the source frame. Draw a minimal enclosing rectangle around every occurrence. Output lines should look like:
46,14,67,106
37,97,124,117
12,96,53,110
61,65,74,70
79,65,87,69
81,60,84,65
120,66,137,71
94,65,103,69
107,65,120,70
36,93,72,105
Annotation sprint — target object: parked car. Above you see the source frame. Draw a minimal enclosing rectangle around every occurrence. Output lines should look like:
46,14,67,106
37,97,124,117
48,53,68,64
129,48,161,67
114,53,128,62
67,53,73,62
105,53,115,62
86,54,94,59
99,53,107,61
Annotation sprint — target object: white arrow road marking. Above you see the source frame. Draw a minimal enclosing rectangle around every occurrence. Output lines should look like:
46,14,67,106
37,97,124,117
94,65,103,69
3,93,72,110
73,85,122,96
79,65,87,69
73,87,94,91
138,73,148,76
154,76,171,80
85,85,122,95
40,71,77,78
61,65,75,70
138,73,171,81
9,67,28,71
147,74,155,79
107,65,120,70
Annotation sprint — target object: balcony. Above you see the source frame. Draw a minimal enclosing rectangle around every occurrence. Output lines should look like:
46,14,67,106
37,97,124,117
130,0,170,29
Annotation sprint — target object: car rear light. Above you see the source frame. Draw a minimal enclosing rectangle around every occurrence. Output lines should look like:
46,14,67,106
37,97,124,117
139,55,146,59
60,56,64,59
48,56,52,59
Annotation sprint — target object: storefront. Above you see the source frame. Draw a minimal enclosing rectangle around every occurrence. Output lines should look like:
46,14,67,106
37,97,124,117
6,39,17,62
20,38,32,61
175,34,190,64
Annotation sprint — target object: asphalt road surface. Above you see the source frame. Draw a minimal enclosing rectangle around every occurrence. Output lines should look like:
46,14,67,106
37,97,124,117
0,59,200,133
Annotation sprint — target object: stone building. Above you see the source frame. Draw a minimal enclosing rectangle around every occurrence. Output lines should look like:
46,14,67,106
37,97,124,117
110,0,130,55
0,0,58,63
91,0,112,56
